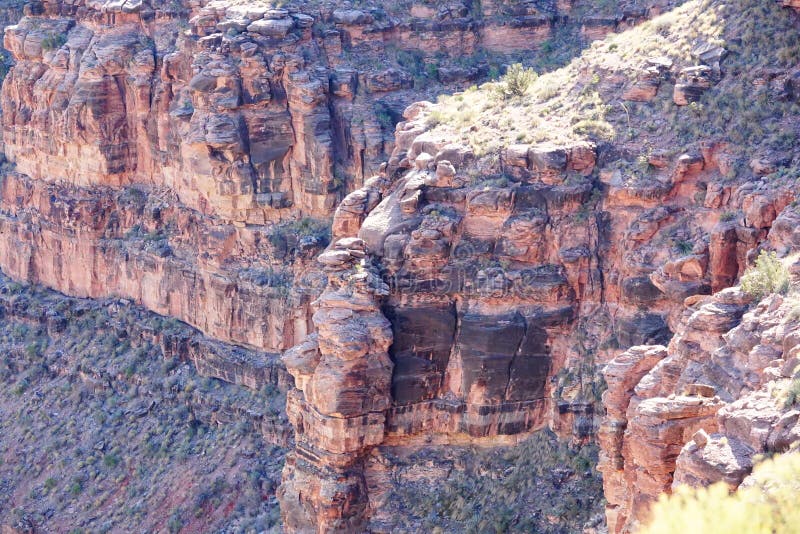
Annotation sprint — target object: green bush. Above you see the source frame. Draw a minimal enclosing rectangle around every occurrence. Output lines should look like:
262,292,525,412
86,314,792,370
673,239,694,255
783,378,800,407
740,251,790,300
69,481,83,496
642,452,800,534
103,453,120,469
499,63,538,98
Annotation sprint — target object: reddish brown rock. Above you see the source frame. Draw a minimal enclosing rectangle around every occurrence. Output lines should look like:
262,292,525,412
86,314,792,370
599,268,800,533
581,16,618,41
1,2,799,531
623,57,671,101
278,239,393,531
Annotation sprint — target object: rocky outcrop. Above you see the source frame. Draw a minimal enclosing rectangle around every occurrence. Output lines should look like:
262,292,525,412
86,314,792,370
278,238,393,532
673,65,716,105
367,92,797,440
599,278,800,532
623,56,672,102
0,170,321,352
361,128,591,439
0,0,655,226
1,0,800,531
0,0,675,357
269,70,799,526
2,1,342,219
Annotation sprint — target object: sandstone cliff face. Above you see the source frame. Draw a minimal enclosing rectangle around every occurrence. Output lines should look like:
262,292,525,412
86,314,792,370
272,103,795,531
0,0,659,224
274,0,800,526
278,239,393,532
0,170,326,351
2,0,337,219
353,99,798,441
0,0,668,357
2,0,800,531
599,268,800,532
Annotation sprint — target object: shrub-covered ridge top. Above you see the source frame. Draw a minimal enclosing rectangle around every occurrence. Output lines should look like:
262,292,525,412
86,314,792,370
426,0,800,164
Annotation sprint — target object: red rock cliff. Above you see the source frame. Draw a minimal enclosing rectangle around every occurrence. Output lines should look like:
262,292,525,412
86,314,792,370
2,0,800,531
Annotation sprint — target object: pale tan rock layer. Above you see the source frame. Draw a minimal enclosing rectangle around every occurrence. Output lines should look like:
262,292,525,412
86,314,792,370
0,171,316,351
0,0,630,224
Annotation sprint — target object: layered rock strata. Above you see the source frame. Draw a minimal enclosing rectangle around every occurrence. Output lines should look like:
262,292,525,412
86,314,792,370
1,0,800,531
272,113,796,531
0,170,324,351
0,0,663,224
278,237,393,531
0,271,293,445
344,99,797,444
599,271,800,532
0,0,671,357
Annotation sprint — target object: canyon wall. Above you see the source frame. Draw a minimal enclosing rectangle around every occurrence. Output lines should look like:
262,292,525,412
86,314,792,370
275,91,798,528
598,248,800,532
0,1,669,530
1,0,800,532
0,0,670,354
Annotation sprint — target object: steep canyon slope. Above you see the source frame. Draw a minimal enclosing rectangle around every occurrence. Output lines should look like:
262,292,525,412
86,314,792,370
2,0,800,532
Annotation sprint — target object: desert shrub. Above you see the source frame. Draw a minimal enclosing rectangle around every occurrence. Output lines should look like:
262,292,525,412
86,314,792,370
69,480,83,496
740,251,790,300
102,453,120,469
498,63,538,98
642,452,800,534
572,118,615,139
425,61,439,79
167,513,183,534
673,239,694,255
781,377,800,407
385,429,603,532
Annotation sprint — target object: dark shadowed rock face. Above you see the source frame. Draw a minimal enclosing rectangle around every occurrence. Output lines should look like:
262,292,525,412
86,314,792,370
386,308,551,408
622,276,665,304
457,312,543,402
617,312,672,348
385,305,457,403
509,323,552,401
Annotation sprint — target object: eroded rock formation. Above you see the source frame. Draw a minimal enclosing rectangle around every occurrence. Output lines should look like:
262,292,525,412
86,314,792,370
0,0,671,357
1,0,800,531
274,104,799,530
278,238,393,531
599,268,800,532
